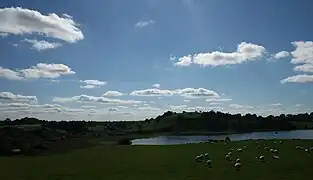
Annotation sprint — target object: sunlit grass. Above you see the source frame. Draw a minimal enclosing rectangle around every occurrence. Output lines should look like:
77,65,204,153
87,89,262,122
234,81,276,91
1,139,313,180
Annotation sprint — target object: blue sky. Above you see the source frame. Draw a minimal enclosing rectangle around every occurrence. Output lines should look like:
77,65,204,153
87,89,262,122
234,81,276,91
1,0,313,121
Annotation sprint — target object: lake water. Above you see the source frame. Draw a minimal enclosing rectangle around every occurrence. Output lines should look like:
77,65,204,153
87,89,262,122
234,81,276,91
131,130,313,145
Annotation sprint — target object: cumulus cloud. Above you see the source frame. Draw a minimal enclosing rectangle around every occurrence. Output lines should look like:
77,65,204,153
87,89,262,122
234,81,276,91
24,39,62,51
281,41,313,84
0,7,83,43
79,80,107,89
135,19,155,28
0,67,24,80
229,104,254,109
0,63,75,81
175,42,266,67
274,51,290,59
130,88,219,99
293,64,313,73
53,94,141,105
152,84,160,88
0,92,37,103
103,91,124,97
280,74,313,84
205,98,232,102
20,63,75,79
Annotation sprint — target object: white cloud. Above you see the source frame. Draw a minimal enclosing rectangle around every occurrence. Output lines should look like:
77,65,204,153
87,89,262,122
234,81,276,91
53,94,141,105
0,32,8,37
205,98,232,102
103,91,124,97
274,51,290,59
295,104,302,107
152,83,160,88
0,7,83,43
290,41,313,65
229,104,254,109
0,92,37,103
135,19,155,28
270,103,282,106
0,66,24,80
280,74,313,84
130,88,175,96
293,64,313,73
24,39,62,51
80,85,98,89
210,102,223,105
1,63,75,81
20,63,75,79
130,88,219,99
183,99,190,102
79,80,106,89
281,41,313,84
175,42,266,67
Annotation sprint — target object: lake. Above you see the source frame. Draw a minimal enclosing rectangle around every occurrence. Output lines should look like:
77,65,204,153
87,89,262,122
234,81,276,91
131,130,313,145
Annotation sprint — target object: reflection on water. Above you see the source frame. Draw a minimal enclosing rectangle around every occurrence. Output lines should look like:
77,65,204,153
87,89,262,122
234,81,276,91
131,130,313,145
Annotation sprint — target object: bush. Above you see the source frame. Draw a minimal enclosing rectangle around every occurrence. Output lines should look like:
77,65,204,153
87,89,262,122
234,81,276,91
117,138,132,145
225,136,231,142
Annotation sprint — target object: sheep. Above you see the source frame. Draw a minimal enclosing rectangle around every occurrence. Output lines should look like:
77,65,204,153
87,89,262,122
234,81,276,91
258,155,265,162
296,146,304,150
243,145,247,149
236,158,241,163
227,152,232,156
305,149,309,153
270,149,274,153
264,147,269,151
256,145,260,148
225,154,231,161
272,155,280,160
196,155,201,162
234,162,242,171
279,141,282,144
207,160,212,167
236,148,243,152
273,149,278,154
204,153,209,158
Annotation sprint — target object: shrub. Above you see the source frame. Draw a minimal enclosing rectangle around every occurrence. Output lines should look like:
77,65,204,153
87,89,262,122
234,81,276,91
225,136,231,142
117,138,132,145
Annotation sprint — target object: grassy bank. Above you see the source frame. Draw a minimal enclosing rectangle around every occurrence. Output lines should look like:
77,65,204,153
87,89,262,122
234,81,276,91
1,139,313,180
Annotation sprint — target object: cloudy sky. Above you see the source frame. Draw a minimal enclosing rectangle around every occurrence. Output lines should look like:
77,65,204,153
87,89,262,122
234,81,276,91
1,0,313,121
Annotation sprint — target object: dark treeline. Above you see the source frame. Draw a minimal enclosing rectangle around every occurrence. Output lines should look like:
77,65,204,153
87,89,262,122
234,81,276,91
1,111,313,156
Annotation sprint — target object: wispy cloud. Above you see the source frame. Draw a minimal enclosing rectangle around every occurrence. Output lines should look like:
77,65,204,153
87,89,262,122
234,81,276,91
24,39,62,51
135,19,155,28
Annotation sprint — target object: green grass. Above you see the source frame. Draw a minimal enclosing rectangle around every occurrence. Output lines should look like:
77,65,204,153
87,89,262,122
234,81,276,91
1,139,313,180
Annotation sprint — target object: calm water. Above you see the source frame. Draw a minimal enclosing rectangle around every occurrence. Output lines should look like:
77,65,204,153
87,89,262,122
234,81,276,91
131,130,313,145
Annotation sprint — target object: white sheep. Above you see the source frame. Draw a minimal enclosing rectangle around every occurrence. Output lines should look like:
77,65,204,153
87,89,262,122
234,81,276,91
236,148,243,152
196,155,201,162
227,152,232,156
257,145,260,148
273,149,278,154
243,145,247,149
296,146,304,150
264,147,269,151
236,158,241,163
270,148,274,153
225,154,231,161
279,141,282,144
207,159,212,167
234,162,242,170
258,155,265,161
204,153,209,158
272,155,280,160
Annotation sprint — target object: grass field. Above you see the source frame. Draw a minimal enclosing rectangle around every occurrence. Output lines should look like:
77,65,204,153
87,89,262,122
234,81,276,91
1,139,313,180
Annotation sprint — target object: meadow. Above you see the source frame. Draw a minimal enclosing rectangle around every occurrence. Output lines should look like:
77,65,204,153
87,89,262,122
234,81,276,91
1,139,313,180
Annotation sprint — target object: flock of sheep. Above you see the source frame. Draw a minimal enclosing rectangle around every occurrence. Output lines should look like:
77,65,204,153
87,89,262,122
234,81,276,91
195,140,313,171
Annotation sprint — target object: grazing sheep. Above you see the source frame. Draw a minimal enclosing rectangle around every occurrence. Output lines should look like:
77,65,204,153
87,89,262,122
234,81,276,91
243,146,247,149
228,152,232,156
279,141,282,144
310,147,313,151
207,160,212,167
296,146,304,150
257,145,260,148
236,158,241,163
258,155,265,161
196,155,201,162
234,162,242,171
225,155,231,161
236,148,243,152
274,141,277,144
270,149,274,153
272,155,280,160
264,147,269,151
204,153,209,158
305,149,309,153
